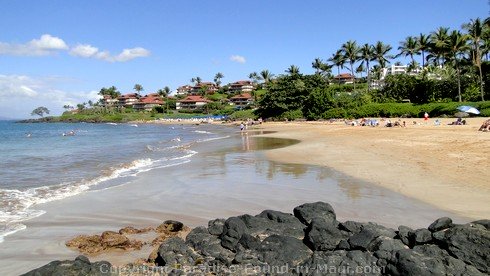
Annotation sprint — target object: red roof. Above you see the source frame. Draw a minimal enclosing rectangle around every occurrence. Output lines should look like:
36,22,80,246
230,93,252,100
118,93,140,99
139,97,164,104
179,96,210,103
334,73,355,80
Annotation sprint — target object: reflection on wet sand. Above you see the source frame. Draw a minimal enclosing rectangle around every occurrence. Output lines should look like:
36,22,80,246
240,134,300,152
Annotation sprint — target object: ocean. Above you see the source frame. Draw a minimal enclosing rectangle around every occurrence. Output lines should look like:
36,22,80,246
0,120,232,242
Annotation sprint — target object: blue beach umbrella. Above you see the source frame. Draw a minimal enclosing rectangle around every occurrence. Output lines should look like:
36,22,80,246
456,105,480,115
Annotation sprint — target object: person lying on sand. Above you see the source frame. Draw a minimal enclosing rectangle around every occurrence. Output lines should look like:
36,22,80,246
478,119,490,131
448,118,466,125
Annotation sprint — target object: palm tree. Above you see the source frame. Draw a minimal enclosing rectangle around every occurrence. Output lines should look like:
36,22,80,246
359,43,375,91
463,18,485,100
340,40,360,89
418,33,430,68
260,70,273,84
328,50,345,87
133,84,143,95
285,65,300,75
445,30,470,102
397,36,419,65
373,41,392,69
191,77,202,85
158,86,170,97
248,72,260,84
214,72,224,87
312,58,323,74
429,27,450,67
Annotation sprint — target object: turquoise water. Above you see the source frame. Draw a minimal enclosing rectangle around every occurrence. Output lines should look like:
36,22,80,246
0,120,232,241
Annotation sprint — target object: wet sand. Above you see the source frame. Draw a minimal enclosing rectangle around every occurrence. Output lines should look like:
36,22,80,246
0,127,475,275
257,117,490,220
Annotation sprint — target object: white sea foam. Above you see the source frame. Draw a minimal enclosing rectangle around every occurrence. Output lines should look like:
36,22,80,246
0,153,196,243
194,130,213,134
197,135,231,143
0,223,27,243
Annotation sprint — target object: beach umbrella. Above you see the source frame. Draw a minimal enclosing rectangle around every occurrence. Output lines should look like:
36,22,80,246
457,105,480,115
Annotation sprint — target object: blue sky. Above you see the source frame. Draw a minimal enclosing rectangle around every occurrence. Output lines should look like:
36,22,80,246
0,0,488,118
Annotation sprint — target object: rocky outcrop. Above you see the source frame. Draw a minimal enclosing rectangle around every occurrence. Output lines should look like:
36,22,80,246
66,222,189,255
24,202,490,275
21,255,111,276
65,231,144,254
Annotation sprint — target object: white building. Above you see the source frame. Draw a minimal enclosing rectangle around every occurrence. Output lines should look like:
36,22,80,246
369,64,421,89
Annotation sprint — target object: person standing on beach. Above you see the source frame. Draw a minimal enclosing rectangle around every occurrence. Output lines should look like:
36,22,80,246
240,122,245,132
424,112,429,123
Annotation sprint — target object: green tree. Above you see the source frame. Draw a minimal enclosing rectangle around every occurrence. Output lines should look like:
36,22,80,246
359,43,375,91
260,70,274,84
373,41,392,70
191,77,202,85
303,87,335,120
133,84,143,94
445,30,470,102
256,74,327,119
312,58,324,74
248,72,260,84
340,40,360,90
157,86,171,97
463,18,486,100
328,50,345,86
31,106,50,117
285,65,300,75
428,27,450,66
98,86,120,98
214,72,224,87
397,36,419,65
418,33,430,68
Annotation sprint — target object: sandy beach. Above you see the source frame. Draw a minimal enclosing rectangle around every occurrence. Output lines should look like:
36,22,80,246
256,117,490,220
1,121,477,275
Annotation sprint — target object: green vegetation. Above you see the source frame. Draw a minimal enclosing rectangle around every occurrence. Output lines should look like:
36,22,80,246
47,16,490,123
31,106,50,117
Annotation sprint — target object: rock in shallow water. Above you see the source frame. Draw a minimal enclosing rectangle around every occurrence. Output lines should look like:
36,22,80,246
293,201,336,225
21,255,112,276
24,201,490,275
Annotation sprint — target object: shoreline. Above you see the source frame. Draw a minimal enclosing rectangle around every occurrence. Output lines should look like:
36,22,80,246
254,117,490,220
0,121,476,275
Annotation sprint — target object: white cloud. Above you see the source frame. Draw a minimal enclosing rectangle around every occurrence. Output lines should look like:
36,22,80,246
113,47,151,62
70,44,99,58
230,55,246,64
69,44,150,62
29,34,68,50
0,74,100,118
0,34,68,56
0,35,150,62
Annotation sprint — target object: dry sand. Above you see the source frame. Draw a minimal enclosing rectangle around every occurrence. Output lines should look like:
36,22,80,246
255,117,490,220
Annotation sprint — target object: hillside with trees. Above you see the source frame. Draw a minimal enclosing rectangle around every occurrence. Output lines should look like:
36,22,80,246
54,17,490,122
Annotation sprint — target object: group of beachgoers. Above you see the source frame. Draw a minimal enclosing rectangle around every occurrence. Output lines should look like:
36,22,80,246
344,117,490,131
345,118,405,127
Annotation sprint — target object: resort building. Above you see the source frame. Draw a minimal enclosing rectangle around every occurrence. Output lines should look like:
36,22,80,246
333,73,356,84
176,85,193,96
369,64,422,89
117,93,140,107
176,95,210,110
227,80,254,94
132,94,164,111
190,82,218,95
229,93,254,107
102,95,119,107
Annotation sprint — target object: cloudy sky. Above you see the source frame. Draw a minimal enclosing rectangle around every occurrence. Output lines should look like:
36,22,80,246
0,0,487,118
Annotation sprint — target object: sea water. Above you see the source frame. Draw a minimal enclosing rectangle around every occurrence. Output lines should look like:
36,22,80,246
0,120,231,242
